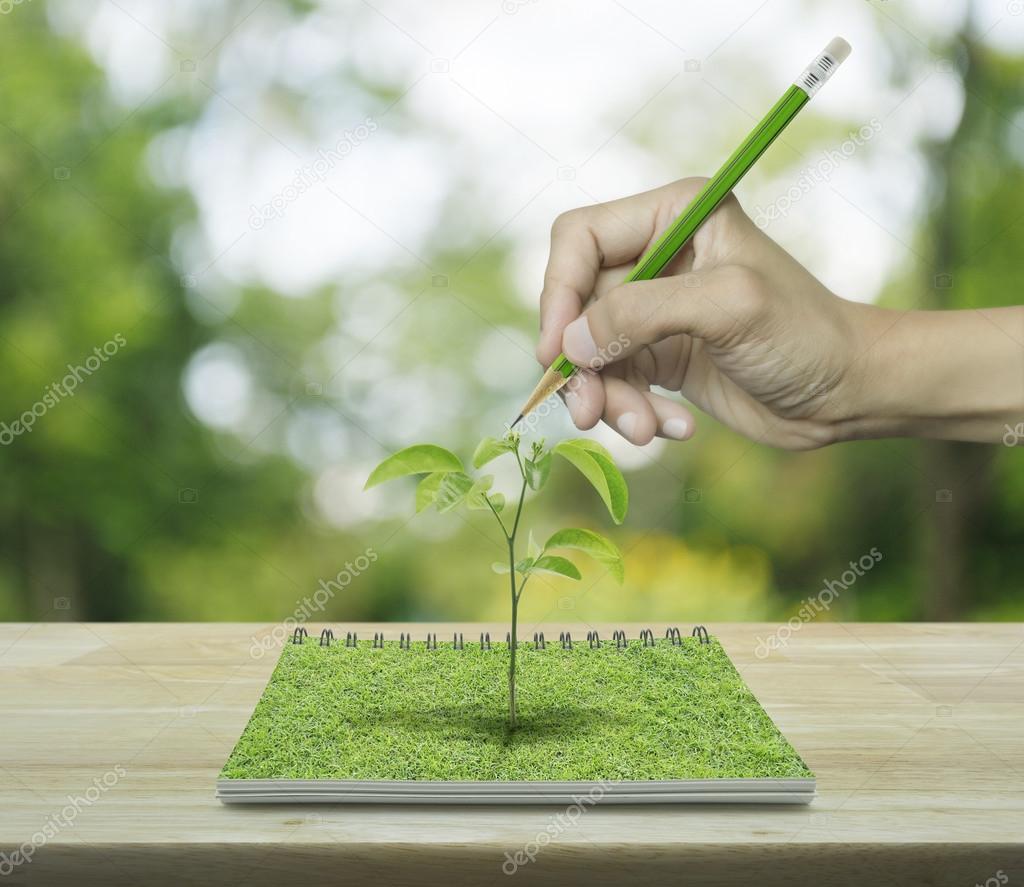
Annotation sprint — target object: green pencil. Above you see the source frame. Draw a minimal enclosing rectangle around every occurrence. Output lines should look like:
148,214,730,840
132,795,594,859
512,36,852,428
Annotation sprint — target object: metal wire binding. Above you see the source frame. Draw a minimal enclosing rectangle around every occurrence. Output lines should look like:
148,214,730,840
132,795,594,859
399,632,410,650
613,629,627,650
319,628,334,647
665,627,682,646
587,630,601,649
692,625,710,645
345,631,357,647
560,631,573,650
640,628,655,647
505,632,519,650
426,632,437,650
533,631,546,649
480,632,491,650
373,632,384,649
292,626,308,645
453,632,464,650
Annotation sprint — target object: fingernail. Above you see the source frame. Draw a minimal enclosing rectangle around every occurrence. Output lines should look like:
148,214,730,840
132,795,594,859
663,417,690,440
563,316,598,367
617,411,638,439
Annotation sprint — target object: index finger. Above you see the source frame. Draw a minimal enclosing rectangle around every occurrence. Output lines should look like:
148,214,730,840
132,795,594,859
536,188,663,366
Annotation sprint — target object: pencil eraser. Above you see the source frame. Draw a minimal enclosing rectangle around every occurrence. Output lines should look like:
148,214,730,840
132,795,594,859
795,36,852,96
825,37,852,66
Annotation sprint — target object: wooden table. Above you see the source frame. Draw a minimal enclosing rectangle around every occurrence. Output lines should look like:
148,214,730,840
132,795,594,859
1,622,1022,885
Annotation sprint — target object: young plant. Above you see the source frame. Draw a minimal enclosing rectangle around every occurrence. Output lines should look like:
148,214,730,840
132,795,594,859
365,433,628,728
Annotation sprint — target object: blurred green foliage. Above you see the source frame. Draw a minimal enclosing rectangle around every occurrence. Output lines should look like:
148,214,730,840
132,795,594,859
1,3,1021,627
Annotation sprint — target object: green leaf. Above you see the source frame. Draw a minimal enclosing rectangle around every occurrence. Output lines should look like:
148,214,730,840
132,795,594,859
527,555,581,581
491,562,510,574
415,472,446,512
525,451,552,491
434,472,474,512
544,527,624,583
552,440,628,524
365,444,463,489
527,530,541,560
489,493,506,513
514,557,535,573
472,436,515,469
466,475,494,510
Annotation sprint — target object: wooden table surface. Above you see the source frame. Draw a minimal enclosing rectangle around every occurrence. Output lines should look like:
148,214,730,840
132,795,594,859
1,622,1022,885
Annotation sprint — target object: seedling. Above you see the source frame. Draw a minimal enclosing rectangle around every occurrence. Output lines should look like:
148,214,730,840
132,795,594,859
365,433,628,728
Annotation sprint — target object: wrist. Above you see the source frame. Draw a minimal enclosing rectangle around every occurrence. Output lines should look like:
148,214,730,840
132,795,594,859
832,302,1024,443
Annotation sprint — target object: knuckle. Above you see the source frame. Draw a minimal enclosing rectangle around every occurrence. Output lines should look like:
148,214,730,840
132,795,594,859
724,266,768,317
550,207,587,236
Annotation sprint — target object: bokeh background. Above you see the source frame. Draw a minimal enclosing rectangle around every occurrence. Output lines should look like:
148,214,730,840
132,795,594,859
1,0,1022,627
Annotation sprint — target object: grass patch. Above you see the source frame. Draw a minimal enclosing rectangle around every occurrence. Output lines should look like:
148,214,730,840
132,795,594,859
221,638,811,782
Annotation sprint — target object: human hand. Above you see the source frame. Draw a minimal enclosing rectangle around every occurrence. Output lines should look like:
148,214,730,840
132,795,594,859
536,176,871,450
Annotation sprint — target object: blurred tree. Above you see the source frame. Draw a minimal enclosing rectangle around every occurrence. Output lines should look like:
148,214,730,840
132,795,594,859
0,5,307,620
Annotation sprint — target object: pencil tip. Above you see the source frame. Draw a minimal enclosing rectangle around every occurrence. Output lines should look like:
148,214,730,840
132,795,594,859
510,414,523,429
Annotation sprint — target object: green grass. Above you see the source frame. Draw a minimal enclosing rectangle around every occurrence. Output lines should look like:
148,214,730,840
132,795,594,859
221,638,812,782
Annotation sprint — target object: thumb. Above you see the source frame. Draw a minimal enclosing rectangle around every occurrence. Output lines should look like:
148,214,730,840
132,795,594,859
561,266,759,369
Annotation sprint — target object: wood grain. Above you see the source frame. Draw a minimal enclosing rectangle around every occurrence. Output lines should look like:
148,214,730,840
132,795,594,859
1,622,1022,885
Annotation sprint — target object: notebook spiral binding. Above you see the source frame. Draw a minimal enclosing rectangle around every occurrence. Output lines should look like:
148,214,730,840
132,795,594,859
296,626,712,649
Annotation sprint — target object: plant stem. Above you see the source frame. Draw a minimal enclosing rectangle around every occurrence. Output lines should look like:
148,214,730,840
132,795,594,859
506,462,529,731
507,536,518,730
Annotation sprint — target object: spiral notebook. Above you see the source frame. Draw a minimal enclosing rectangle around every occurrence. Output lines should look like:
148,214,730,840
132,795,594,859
218,627,814,804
